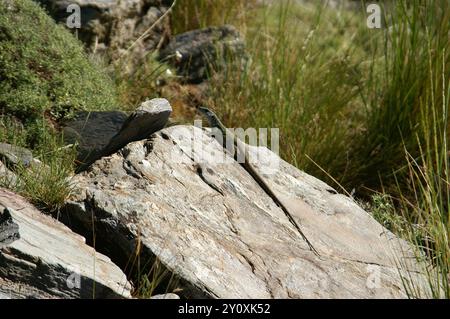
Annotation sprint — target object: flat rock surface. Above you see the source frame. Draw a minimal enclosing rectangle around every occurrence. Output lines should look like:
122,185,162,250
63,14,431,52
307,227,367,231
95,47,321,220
0,188,132,299
63,125,428,298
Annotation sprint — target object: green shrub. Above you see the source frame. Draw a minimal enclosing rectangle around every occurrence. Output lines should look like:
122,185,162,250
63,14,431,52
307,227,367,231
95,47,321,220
0,0,118,123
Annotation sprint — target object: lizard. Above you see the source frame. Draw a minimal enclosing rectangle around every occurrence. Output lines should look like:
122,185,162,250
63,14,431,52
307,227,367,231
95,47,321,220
197,106,319,256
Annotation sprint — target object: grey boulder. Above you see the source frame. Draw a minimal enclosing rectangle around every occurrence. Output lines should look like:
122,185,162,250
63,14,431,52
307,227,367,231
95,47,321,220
62,125,429,298
0,143,34,168
0,188,132,299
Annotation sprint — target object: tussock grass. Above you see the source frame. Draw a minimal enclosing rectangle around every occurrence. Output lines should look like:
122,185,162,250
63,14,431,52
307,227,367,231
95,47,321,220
208,1,370,187
0,115,76,214
365,1,449,297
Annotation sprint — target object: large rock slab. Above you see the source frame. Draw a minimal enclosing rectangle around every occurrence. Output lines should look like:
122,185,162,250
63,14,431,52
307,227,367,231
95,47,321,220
62,125,428,298
159,25,247,83
0,188,132,299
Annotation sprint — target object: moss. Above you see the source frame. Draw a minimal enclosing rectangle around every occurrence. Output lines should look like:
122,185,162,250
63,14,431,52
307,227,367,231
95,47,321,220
0,0,118,123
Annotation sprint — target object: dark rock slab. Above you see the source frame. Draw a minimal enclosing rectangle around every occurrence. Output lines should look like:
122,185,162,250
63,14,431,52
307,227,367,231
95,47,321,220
159,25,247,83
74,98,172,173
101,98,172,157
62,111,128,165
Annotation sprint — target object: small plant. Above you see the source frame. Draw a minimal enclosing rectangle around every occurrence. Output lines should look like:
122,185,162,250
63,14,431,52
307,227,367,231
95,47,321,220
122,237,181,298
133,259,180,299
370,194,408,234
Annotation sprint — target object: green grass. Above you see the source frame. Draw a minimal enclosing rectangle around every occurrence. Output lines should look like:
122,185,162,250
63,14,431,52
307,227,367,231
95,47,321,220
393,40,449,298
361,1,449,297
133,259,180,298
0,115,76,214
207,1,371,187
171,0,254,34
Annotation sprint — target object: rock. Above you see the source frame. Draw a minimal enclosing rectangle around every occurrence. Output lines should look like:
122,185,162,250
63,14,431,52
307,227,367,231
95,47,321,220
159,25,247,83
73,98,172,172
62,111,128,165
0,143,48,188
0,143,33,168
0,188,132,299
0,161,17,187
101,98,172,158
62,125,428,298
150,293,180,299
35,0,172,61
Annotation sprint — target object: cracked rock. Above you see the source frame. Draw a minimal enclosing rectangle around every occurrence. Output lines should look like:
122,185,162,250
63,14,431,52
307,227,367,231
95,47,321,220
0,188,132,299
62,125,429,298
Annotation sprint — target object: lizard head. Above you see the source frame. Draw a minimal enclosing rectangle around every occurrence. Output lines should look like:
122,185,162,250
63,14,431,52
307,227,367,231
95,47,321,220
197,107,222,128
